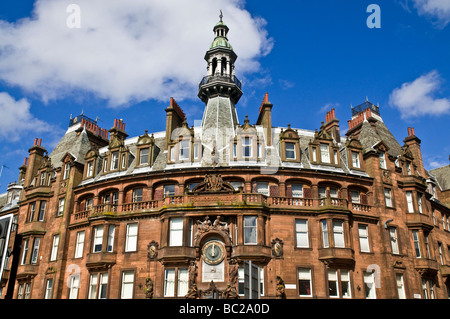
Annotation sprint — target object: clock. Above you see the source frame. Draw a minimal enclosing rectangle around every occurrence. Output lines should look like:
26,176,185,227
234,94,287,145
202,240,225,265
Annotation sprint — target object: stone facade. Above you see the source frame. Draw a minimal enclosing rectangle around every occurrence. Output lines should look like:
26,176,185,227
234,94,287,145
1,16,450,300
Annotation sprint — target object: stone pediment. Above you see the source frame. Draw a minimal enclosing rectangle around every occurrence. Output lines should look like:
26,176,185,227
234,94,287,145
137,131,155,146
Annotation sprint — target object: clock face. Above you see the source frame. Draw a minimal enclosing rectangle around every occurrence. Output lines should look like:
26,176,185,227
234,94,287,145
202,240,225,265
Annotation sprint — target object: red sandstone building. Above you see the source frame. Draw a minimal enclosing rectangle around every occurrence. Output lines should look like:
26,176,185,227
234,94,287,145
1,16,450,300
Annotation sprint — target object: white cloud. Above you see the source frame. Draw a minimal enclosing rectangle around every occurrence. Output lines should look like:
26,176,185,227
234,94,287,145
0,92,57,141
0,0,273,107
389,70,450,118
412,0,450,27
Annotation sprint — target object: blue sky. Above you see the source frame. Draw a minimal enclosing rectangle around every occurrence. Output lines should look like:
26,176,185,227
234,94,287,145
0,0,449,192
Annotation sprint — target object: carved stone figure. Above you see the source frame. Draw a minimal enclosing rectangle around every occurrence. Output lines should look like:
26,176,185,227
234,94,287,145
229,258,239,287
195,216,212,241
144,277,154,299
185,283,201,299
276,276,286,299
188,261,198,288
222,283,239,299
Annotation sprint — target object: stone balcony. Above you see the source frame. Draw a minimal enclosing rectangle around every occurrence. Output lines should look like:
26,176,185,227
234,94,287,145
70,193,373,225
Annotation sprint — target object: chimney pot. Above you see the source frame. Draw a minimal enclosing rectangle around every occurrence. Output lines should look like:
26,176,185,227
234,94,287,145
38,138,42,146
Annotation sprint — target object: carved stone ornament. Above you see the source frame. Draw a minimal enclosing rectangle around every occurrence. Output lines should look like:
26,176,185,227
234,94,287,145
191,174,235,193
382,169,391,183
147,241,159,260
194,216,231,241
271,238,284,258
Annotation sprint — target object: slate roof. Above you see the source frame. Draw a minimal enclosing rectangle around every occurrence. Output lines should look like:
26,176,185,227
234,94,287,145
49,125,92,168
430,165,450,190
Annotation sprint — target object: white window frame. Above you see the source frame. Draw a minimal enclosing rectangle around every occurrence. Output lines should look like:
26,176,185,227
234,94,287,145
64,163,70,180
320,143,330,163
50,234,59,261
396,273,406,299
139,148,149,165
328,269,339,298
75,231,85,258
58,198,65,216
107,225,115,252
179,139,190,160
285,142,296,160
412,230,421,258
321,220,329,248
243,216,257,245
351,151,360,168
38,201,46,221
389,227,399,254
31,237,40,264
93,225,104,253
333,220,345,248
121,271,134,299
164,269,176,297
242,136,252,158
358,224,370,252
110,151,119,170
417,193,423,214
364,272,376,299
45,278,53,299
406,191,414,213
177,268,189,297
298,268,312,297
384,188,392,207
295,219,309,248
169,218,183,247
125,223,138,252
69,275,80,299
379,152,386,169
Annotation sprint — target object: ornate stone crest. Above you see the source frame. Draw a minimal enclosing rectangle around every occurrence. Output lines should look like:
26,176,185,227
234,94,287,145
271,238,284,258
147,241,159,260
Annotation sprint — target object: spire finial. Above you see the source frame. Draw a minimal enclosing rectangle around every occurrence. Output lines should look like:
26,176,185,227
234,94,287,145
219,10,223,22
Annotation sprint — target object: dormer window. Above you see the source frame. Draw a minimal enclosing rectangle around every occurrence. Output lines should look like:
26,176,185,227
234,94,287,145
243,136,252,158
110,151,119,170
312,147,317,162
40,172,46,186
406,162,412,175
86,161,94,177
179,140,190,160
285,143,296,160
139,148,149,165
320,144,330,163
379,152,386,169
63,163,70,180
351,151,360,168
